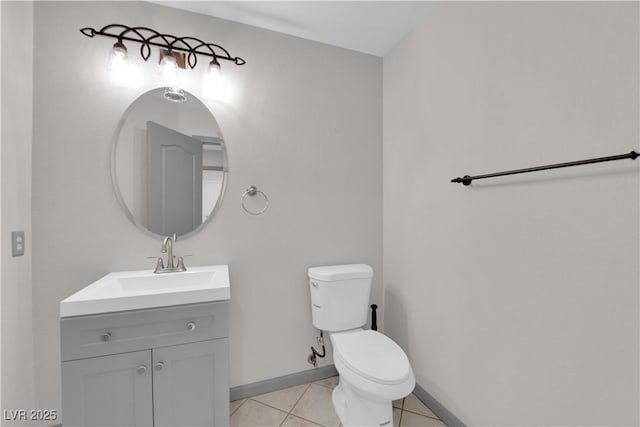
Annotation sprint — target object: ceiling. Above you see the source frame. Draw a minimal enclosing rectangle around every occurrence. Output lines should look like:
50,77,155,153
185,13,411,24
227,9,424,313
150,1,433,56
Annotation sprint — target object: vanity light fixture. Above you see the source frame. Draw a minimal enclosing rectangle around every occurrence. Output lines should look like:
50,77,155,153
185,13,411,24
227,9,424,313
81,24,245,100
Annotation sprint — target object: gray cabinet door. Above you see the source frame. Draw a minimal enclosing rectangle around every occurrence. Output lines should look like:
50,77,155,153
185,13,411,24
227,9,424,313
61,350,153,427
153,339,229,427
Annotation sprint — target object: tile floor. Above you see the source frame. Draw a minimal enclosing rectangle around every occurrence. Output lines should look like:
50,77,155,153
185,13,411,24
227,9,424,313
230,376,447,427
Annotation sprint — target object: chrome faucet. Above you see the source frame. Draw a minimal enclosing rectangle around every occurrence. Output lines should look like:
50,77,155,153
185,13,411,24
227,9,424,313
154,233,187,274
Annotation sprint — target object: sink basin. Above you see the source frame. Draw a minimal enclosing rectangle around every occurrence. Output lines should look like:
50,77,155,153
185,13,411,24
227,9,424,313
60,265,230,317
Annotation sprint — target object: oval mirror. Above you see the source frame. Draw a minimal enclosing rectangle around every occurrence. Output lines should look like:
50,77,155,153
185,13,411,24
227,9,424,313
112,88,227,238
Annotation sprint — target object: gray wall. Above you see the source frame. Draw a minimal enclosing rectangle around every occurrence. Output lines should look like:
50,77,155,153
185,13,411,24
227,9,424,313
1,1,36,424
1,0,2,414
383,2,639,425
32,1,382,416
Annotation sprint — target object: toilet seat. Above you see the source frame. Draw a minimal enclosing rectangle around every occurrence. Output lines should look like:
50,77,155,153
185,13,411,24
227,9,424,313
332,330,411,385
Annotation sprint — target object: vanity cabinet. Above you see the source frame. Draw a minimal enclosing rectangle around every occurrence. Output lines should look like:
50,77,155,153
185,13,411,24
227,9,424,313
61,301,229,427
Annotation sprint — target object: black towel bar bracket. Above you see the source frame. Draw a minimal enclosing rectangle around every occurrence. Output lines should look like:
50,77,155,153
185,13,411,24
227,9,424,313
451,150,638,186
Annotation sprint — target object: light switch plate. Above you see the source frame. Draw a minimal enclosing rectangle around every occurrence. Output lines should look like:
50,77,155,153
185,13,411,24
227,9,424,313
12,231,24,257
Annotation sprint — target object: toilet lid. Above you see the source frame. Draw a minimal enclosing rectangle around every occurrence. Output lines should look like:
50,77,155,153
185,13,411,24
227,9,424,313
333,330,411,385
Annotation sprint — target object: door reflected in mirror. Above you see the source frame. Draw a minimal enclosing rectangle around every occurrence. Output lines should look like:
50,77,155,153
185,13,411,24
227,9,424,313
112,88,227,238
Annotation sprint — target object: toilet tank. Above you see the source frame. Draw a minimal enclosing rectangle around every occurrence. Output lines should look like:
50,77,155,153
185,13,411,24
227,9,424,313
307,264,373,332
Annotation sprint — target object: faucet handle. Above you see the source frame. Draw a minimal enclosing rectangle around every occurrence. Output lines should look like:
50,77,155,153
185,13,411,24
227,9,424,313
176,256,187,272
153,257,165,273
171,232,177,242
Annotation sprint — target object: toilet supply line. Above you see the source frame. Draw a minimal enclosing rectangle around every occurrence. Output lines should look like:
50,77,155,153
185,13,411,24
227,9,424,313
308,331,326,367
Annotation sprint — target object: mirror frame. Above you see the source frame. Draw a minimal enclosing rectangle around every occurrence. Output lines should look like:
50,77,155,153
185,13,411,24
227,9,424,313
110,87,228,239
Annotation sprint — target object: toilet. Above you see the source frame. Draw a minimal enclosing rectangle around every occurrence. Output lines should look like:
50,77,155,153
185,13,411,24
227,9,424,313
307,264,415,427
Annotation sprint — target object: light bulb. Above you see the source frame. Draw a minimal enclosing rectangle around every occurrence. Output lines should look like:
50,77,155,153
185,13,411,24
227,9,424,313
160,54,180,87
160,53,185,102
107,41,128,77
203,57,230,101
208,57,221,77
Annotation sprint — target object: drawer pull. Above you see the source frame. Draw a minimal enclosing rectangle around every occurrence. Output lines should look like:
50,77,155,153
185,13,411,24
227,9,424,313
137,365,147,375
154,362,165,371
101,332,111,342
187,321,196,331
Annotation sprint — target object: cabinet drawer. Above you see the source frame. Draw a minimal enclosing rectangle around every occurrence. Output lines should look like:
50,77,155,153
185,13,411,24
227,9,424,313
61,302,228,361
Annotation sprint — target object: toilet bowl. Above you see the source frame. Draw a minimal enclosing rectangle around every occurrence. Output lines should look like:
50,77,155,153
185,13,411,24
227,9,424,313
330,329,415,426
307,264,415,426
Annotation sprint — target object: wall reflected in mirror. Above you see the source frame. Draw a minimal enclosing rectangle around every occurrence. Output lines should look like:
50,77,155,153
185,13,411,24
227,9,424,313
112,88,227,238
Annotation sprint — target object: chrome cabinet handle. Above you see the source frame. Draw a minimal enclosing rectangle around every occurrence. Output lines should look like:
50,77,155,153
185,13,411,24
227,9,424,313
154,362,165,371
187,321,196,331
137,365,147,375
101,332,111,342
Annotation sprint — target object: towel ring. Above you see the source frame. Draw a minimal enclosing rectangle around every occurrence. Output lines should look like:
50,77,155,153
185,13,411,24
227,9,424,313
242,186,269,215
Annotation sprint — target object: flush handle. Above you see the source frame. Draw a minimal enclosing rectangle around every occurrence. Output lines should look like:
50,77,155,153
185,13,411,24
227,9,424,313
370,304,378,331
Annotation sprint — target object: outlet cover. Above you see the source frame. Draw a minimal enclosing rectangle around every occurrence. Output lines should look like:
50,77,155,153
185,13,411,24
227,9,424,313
12,231,24,257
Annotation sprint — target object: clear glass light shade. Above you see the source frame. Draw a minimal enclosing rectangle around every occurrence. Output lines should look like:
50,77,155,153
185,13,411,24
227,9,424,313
208,59,221,77
160,54,185,102
107,42,128,75
160,55,180,87
203,58,230,101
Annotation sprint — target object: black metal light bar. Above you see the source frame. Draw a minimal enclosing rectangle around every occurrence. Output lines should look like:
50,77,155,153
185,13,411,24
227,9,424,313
451,150,638,186
80,24,246,68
